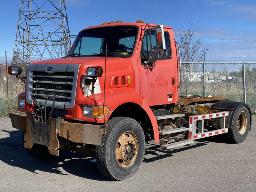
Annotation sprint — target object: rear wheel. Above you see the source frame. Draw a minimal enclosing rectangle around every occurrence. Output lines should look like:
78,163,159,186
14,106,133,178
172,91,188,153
227,105,251,143
96,117,145,180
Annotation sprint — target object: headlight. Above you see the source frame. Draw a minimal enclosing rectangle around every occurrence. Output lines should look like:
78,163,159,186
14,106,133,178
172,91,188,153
83,105,110,118
81,75,102,96
18,99,25,109
81,76,93,96
83,106,93,116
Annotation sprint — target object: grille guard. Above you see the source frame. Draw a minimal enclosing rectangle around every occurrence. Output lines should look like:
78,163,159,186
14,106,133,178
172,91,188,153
26,64,80,109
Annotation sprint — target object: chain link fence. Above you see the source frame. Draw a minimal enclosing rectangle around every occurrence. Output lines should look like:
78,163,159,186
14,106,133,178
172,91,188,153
1,59,256,116
180,61,256,112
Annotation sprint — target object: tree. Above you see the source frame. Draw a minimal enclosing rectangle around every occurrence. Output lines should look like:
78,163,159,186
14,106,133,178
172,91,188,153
177,25,208,63
177,25,208,96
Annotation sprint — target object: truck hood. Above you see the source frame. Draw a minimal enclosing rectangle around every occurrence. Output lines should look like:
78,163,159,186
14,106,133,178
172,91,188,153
32,56,133,68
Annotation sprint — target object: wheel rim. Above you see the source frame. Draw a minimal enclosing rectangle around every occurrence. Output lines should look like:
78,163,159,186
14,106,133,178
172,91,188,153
115,131,139,168
237,112,248,135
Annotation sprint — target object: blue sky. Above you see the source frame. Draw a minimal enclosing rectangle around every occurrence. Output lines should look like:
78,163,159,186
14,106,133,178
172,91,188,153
0,0,256,61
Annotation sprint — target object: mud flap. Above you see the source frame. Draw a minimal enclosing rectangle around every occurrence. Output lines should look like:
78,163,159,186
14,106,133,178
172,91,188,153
25,114,59,156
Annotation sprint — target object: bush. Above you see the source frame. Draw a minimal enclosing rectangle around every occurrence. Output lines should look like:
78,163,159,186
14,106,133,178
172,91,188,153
0,97,17,117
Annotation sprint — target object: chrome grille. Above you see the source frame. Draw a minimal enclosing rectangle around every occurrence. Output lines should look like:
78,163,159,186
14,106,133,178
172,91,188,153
26,64,79,109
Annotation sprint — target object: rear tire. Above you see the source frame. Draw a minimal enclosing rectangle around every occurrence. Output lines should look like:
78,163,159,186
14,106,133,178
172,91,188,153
96,117,145,181
227,105,251,143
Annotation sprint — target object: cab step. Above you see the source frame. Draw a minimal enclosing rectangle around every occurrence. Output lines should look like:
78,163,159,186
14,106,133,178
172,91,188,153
159,127,190,135
161,140,194,150
156,114,185,120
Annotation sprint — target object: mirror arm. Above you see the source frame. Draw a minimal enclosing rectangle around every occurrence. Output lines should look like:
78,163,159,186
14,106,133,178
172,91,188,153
139,23,149,41
17,76,26,83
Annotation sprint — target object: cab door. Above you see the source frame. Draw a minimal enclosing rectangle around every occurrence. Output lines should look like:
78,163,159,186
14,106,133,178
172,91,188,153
139,29,178,106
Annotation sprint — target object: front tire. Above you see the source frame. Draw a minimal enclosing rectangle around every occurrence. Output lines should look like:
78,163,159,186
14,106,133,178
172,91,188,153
227,105,251,143
96,117,145,180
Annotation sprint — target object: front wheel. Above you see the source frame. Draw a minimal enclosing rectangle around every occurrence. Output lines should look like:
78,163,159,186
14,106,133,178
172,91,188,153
227,105,251,143
96,117,145,180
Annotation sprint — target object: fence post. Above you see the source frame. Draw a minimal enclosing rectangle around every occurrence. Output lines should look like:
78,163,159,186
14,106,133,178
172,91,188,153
5,51,9,110
242,64,247,103
202,62,206,97
186,65,189,96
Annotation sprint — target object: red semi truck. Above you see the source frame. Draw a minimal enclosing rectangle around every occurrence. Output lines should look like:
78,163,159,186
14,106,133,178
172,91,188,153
9,21,251,180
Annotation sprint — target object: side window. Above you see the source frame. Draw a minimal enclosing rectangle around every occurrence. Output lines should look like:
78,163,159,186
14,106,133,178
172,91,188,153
163,32,172,59
142,30,157,55
141,30,172,62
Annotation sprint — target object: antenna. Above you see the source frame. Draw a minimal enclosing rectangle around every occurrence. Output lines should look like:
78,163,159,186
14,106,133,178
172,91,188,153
13,0,71,66
103,42,107,125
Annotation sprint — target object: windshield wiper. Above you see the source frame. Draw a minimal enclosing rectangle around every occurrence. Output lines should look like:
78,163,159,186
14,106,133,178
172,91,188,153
67,53,81,57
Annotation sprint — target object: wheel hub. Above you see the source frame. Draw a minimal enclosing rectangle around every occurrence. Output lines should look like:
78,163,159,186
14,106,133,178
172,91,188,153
115,132,139,168
237,112,248,135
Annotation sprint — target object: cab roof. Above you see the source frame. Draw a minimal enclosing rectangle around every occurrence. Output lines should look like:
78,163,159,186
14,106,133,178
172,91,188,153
81,20,172,31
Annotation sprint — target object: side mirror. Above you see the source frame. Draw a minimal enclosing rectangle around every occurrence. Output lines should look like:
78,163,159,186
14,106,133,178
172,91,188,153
156,25,166,50
8,65,22,76
141,25,167,67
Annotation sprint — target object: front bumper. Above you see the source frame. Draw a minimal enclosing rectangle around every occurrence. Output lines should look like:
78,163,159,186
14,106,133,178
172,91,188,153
9,112,27,130
9,112,105,156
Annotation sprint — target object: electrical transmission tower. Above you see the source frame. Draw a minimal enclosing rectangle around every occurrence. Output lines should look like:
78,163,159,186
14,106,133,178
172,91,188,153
13,0,71,65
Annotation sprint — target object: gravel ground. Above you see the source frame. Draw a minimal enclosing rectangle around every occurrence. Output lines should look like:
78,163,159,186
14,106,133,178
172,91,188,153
0,117,255,192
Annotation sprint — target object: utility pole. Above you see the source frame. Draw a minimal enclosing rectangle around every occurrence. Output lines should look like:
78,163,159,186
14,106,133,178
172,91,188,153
5,51,9,110
13,0,71,66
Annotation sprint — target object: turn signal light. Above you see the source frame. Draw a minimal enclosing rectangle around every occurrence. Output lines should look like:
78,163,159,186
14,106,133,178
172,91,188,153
92,106,110,118
83,105,110,118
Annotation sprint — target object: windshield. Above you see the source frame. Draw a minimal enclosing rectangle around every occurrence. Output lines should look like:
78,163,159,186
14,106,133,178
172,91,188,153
68,26,138,58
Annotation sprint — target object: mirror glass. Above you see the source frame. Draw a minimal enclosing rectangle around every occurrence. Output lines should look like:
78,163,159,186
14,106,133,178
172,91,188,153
8,66,22,76
156,25,166,50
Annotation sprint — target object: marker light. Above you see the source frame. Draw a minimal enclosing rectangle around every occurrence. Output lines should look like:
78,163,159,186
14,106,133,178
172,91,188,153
86,66,103,77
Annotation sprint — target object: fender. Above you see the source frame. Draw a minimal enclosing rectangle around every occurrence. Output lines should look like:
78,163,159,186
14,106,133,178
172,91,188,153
105,88,160,144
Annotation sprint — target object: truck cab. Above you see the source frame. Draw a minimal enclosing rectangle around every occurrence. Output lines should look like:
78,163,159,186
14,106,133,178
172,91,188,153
24,22,178,123
9,21,251,181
